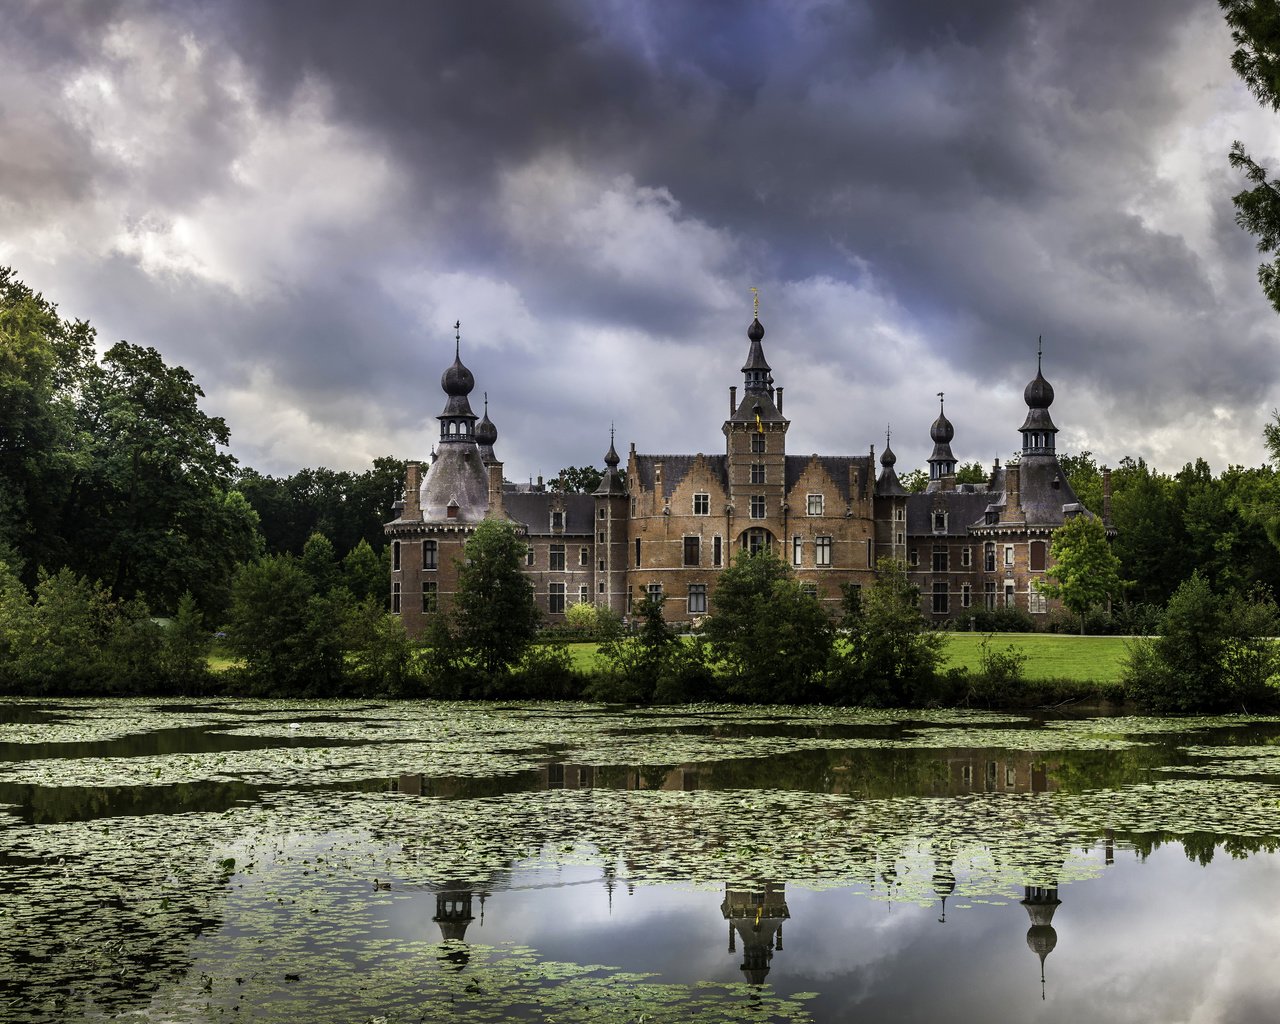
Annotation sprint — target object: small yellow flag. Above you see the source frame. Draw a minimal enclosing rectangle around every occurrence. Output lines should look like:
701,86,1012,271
755,413,764,433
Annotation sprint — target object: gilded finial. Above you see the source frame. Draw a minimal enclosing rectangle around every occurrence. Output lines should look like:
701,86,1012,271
750,286,759,319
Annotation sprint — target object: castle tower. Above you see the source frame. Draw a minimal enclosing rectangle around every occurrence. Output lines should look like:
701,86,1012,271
1021,884,1062,999
1020,340,1058,458
721,882,790,985
875,426,909,563
926,393,957,492
723,296,789,556
593,427,630,616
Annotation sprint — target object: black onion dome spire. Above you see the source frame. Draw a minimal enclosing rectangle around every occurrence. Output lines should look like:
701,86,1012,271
876,425,909,497
475,394,497,445
438,321,478,444
604,428,621,468
1020,338,1058,456
441,321,476,397
594,424,628,497
930,396,955,444
740,288,772,394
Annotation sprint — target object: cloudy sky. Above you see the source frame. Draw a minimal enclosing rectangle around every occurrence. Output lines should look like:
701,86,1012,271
4,0,1279,481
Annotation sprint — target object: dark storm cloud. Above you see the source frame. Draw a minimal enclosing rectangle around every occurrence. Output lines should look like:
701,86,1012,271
3,0,1272,477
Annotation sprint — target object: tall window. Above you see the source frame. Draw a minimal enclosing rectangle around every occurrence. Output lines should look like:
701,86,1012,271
635,539,641,567
984,581,997,609
688,584,707,614
598,531,605,543
984,542,996,572
713,536,722,567
933,511,947,533
580,546,589,567
1004,545,1015,567
745,528,770,554
909,549,919,567
1029,540,1047,571
549,544,565,571
932,582,949,614
683,536,700,566
793,535,803,566
807,494,823,516
693,493,710,515
422,582,437,613
932,547,948,572
1028,589,1047,614
549,583,565,614
392,581,401,613
423,540,437,570
392,541,401,571
551,511,564,531
961,583,971,608
750,495,766,519
895,506,905,521
599,507,607,519
579,585,589,604
751,463,766,484
1004,582,1015,607
960,546,971,568
598,558,605,572
751,433,766,453
526,546,535,567
815,536,832,566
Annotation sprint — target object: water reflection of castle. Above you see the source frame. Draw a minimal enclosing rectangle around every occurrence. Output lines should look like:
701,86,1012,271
393,759,1101,992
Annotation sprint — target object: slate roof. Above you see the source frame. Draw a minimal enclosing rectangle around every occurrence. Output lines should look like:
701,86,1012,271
904,456,1089,535
906,488,997,535
502,492,595,536
419,444,489,523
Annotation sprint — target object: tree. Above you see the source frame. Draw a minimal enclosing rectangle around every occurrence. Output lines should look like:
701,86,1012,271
1110,456,1183,604
956,461,988,485
837,559,945,706
701,549,834,703
1221,0,1280,312
453,520,540,676
342,539,388,605
0,267,95,582
71,341,243,609
1124,570,1280,711
226,555,345,692
550,465,605,493
899,468,928,493
1037,515,1124,634
1058,451,1103,516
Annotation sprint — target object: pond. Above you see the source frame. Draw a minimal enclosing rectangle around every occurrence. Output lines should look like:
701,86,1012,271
3,698,1280,1023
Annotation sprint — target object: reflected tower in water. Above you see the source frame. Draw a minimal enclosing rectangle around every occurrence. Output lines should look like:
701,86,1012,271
1021,884,1061,999
722,882,790,984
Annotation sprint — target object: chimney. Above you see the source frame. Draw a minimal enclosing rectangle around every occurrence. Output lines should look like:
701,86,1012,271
776,387,784,414
536,474,544,492
1007,463,1022,513
1102,467,1113,526
487,462,505,519
403,462,422,521
730,386,737,416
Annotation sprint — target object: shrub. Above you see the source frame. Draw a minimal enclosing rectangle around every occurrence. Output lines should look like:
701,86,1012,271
969,606,1036,633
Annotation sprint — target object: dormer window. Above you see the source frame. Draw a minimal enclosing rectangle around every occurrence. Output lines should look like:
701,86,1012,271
932,511,947,533
551,510,564,531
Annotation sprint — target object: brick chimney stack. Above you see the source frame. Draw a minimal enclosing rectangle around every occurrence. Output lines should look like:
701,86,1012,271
487,462,505,519
403,462,422,521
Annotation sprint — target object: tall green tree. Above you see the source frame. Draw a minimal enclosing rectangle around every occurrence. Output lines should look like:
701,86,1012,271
1221,0,1280,312
702,549,834,704
0,268,95,581
453,520,540,677
71,341,250,610
1038,515,1124,634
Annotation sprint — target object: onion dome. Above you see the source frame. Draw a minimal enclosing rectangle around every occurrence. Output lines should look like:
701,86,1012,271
1020,340,1058,456
604,435,621,468
881,439,897,468
475,395,497,445
441,330,475,396
930,404,955,445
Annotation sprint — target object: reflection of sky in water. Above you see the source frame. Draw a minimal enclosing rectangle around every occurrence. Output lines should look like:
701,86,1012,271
359,842,1280,1022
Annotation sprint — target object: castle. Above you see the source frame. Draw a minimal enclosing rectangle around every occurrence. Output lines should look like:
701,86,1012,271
386,310,1109,634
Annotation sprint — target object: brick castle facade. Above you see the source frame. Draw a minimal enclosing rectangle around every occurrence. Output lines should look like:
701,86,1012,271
386,314,1111,634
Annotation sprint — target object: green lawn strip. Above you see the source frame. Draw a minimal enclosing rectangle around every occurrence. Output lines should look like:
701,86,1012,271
942,632,1128,684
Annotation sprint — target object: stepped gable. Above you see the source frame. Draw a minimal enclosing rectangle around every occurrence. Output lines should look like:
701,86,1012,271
784,455,874,504
632,454,729,498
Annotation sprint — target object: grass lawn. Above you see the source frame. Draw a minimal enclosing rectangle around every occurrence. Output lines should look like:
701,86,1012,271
567,633,1131,684
941,632,1130,683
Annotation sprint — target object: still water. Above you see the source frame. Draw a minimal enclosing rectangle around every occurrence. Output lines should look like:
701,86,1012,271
2,699,1278,1022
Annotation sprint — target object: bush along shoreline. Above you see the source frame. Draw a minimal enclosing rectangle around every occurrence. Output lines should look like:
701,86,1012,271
4,537,1274,712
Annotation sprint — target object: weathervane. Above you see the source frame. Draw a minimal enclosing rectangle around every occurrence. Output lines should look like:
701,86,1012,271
454,319,461,357
885,424,891,447
1037,335,1043,373
937,391,945,411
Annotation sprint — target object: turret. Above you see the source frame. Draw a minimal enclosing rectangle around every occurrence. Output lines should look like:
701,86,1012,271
475,392,498,464
926,393,957,491
1020,339,1058,458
